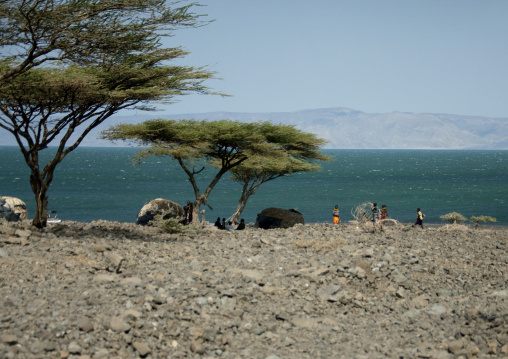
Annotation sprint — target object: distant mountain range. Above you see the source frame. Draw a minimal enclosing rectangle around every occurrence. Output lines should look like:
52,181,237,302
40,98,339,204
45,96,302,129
159,107,508,150
2,107,508,149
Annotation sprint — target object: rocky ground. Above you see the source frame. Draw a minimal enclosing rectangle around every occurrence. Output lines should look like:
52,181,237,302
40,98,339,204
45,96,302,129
0,219,507,359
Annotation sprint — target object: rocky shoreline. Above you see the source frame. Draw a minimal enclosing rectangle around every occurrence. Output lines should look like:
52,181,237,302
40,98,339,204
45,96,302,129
0,220,507,358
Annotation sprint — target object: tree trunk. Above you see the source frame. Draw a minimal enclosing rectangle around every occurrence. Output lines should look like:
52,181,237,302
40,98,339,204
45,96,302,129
230,199,247,225
230,183,256,225
26,149,55,229
191,194,208,224
32,190,48,228
30,171,49,228
191,201,201,224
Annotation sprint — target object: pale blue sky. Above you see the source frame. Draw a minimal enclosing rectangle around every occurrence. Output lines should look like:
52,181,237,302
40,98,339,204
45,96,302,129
161,0,508,118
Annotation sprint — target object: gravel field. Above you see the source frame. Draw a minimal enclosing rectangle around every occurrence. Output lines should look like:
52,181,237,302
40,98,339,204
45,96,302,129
0,220,507,359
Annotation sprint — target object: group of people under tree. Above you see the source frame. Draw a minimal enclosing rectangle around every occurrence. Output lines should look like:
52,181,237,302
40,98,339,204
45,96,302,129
214,217,245,231
333,203,424,228
183,200,247,230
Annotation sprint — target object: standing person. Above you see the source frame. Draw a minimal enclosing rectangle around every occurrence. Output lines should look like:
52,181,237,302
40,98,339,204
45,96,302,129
380,204,388,220
221,218,226,230
183,200,193,224
371,203,379,222
414,208,424,228
332,205,340,224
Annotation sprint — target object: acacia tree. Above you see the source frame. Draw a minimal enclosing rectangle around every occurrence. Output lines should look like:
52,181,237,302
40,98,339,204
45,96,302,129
0,0,209,84
102,119,276,223
0,0,218,228
227,124,330,224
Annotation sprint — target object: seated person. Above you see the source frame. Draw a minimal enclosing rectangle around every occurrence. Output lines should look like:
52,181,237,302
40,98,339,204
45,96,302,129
225,221,235,231
237,218,246,230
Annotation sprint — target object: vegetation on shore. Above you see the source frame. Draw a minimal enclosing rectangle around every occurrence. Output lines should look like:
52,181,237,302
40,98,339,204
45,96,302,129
0,0,218,228
441,212,497,228
102,119,329,224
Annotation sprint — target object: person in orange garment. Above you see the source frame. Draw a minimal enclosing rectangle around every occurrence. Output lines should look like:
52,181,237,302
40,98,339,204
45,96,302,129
380,204,388,220
332,205,340,224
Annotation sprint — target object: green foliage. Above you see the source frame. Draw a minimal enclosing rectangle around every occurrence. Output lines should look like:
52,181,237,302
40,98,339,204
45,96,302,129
440,212,467,224
104,119,271,162
157,217,186,234
103,119,330,224
0,0,212,84
470,215,497,228
154,215,201,234
0,0,219,228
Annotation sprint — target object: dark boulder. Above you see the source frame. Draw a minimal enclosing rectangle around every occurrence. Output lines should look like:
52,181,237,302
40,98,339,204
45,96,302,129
255,207,304,229
0,196,28,222
136,198,184,226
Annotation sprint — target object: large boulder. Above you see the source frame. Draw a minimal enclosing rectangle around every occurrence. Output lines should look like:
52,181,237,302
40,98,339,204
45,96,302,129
136,198,184,226
0,196,28,222
255,207,304,229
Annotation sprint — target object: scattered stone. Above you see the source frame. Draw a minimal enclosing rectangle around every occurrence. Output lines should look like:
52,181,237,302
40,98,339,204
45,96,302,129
448,338,464,354
316,284,342,301
136,198,184,225
396,286,406,298
110,317,131,333
0,196,28,222
501,344,508,355
1,334,18,345
15,228,31,237
190,339,204,354
67,341,82,355
78,317,94,332
0,220,506,358
132,342,151,357
93,274,116,283
428,305,447,316
255,207,304,229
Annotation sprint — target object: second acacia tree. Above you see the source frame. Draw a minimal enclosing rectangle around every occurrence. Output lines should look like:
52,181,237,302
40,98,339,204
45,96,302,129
103,119,328,223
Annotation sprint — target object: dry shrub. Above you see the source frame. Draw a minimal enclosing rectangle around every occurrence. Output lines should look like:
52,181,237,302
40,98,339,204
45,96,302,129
351,202,373,224
290,236,347,252
470,215,497,228
155,213,201,234
440,212,467,224
351,202,379,232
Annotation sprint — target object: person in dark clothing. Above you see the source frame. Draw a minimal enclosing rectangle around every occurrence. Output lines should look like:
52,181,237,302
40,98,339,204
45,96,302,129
237,218,246,230
413,208,424,229
183,200,193,224
214,217,221,228
371,203,379,222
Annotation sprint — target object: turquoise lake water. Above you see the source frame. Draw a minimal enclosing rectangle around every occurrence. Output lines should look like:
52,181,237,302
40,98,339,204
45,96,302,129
1,146,507,225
